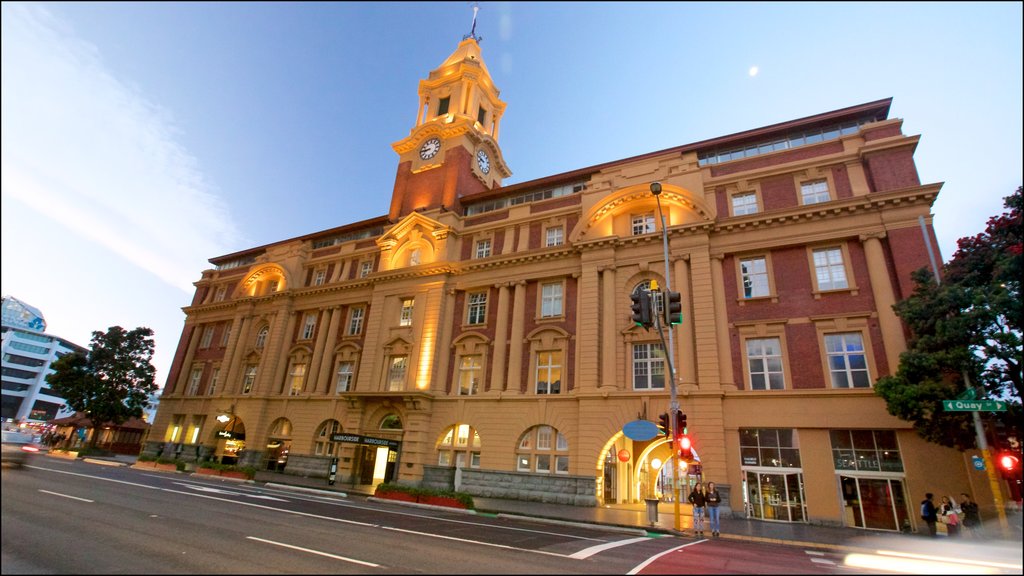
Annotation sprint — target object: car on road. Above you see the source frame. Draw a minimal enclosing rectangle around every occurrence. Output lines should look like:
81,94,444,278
1,430,40,468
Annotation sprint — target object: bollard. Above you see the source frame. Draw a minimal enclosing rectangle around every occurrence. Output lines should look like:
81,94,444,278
645,498,660,525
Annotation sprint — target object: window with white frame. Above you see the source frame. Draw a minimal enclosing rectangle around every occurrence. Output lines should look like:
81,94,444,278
516,425,570,474
740,256,770,298
801,180,831,205
255,326,269,349
359,260,373,278
732,192,759,216
186,367,203,396
241,365,257,394
540,282,563,318
399,298,414,326
199,326,214,349
632,343,666,390
475,239,492,259
535,351,562,394
632,213,655,235
387,355,408,391
812,247,849,290
458,355,481,395
314,420,341,456
437,424,481,469
348,306,365,335
313,269,326,286
220,322,231,347
825,332,870,388
287,362,306,395
208,367,220,396
335,361,353,393
214,286,227,302
545,226,564,247
302,313,317,339
467,292,487,325
746,337,785,390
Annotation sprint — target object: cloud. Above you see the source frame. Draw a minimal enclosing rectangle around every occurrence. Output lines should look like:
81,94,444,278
1,4,241,294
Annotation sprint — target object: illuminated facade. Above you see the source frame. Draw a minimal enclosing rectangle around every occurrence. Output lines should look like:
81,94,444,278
149,37,986,531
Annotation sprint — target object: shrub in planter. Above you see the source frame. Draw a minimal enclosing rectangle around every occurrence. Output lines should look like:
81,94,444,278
374,482,474,509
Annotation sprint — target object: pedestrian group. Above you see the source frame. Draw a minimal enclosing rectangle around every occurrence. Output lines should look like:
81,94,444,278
920,491,982,538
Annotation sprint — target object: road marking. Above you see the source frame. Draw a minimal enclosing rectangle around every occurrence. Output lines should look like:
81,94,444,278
172,482,288,501
569,536,649,559
627,540,705,575
39,489,94,502
246,536,380,567
811,557,837,565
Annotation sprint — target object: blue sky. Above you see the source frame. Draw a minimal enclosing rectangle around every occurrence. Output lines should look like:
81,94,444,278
2,2,1021,392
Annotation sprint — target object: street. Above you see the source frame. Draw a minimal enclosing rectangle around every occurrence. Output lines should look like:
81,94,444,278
5,458,858,574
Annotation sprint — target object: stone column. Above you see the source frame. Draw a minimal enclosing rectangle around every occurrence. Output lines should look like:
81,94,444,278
674,257,697,388
861,233,907,373
600,266,617,390
315,306,343,394
222,314,251,395
258,302,295,395
505,281,527,394
173,325,201,395
489,284,510,393
305,308,331,393
710,254,735,390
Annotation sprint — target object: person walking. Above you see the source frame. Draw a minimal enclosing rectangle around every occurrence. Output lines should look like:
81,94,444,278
939,495,961,537
959,493,981,538
706,481,723,537
688,483,707,537
920,492,938,537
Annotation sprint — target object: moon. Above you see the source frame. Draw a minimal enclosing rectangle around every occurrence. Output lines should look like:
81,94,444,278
749,66,759,77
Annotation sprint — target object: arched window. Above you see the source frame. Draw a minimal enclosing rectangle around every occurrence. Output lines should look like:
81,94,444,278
436,423,481,469
516,425,569,474
380,414,403,430
314,420,341,456
255,326,269,349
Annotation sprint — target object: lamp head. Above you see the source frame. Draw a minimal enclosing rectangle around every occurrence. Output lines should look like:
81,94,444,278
650,182,662,196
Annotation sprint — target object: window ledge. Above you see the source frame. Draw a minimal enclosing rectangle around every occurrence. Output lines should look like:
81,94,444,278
737,295,779,305
811,286,859,299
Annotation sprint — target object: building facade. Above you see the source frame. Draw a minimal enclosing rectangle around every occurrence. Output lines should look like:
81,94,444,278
1,296,83,423
149,38,986,531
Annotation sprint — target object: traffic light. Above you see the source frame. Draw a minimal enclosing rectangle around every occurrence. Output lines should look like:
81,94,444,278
657,413,671,441
998,452,1021,477
678,434,693,462
630,289,653,329
664,290,683,325
675,410,687,436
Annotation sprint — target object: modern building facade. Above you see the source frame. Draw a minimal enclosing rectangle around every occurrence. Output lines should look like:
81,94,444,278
149,37,991,531
1,296,83,423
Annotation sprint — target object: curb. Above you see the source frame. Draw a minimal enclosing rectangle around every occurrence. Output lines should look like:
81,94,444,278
82,457,128,467
490,512,649,536
367,496,477,515
264,482,348,498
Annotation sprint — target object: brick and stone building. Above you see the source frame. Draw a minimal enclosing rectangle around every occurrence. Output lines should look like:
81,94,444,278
148,36,984,531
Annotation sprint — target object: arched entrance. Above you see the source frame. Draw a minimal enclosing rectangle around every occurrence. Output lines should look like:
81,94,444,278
213,415,246,465
265,417,293,471
598,432,703,505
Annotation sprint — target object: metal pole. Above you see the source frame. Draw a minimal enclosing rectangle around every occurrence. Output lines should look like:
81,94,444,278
651,182,682,532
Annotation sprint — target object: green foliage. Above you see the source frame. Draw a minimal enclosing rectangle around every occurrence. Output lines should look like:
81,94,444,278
137,454,156,462
156,457,175,465
46,326,157,447
175,460,187,471
876,187,1022,449
375,482,475,509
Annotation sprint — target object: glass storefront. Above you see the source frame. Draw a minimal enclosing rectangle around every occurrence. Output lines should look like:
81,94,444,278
839,475,910,531
831,429,910,531
739,428,807,523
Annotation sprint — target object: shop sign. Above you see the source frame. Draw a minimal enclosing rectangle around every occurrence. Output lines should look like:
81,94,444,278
330,433,400,449
742,456,758,466
216,430,235,439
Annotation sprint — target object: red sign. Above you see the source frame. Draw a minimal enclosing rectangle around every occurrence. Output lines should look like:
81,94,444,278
617,449,630,462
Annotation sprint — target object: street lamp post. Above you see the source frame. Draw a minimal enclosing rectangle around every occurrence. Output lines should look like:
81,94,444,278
650,181,683,531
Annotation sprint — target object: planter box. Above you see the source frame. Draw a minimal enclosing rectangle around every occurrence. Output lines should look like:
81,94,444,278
417,495,468,509
219,470,252,480
376,490,417,503
154,463,178,472
196,467,219,475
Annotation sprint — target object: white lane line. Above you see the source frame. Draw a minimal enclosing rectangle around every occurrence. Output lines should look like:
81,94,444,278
805,550,826,556
626,540,706,575
569,536,650,559
246,536,380,567
38,489,94,503
811,558,837,565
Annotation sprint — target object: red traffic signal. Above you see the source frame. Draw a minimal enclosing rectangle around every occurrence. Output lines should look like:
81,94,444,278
677,434,693,462
998,453,1020,473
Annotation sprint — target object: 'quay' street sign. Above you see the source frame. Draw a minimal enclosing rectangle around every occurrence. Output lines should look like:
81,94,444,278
942,400,1007,412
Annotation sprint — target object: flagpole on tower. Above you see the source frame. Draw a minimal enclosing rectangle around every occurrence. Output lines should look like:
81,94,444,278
463,2,483,42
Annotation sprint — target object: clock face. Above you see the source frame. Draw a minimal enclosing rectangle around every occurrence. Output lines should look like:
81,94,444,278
476,149,490,174
419,137,441,160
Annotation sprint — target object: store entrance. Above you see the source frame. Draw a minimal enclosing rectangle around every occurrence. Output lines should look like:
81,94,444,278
839,475,910,531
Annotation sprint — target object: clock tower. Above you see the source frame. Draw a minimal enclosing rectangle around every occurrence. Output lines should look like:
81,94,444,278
389,37,511,221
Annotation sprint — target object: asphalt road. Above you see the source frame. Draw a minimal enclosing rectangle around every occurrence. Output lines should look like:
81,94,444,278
2,458,856,575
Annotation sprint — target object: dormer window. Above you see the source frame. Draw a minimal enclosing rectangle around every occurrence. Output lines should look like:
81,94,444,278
437,97,450,116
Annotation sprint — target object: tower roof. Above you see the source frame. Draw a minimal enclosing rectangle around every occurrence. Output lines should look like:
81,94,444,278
429,38,493,84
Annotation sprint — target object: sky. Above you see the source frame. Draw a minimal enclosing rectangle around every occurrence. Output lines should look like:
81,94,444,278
2,2,1022,394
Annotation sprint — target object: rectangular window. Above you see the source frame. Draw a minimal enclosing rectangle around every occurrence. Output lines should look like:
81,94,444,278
348,307,365,336
471,452,481,468
632,343,666,390
302,313,317,339
517,455,531,472
360,260,373,278
746,338,784,390
388,356,408,391
545,226,564,247
199,326,214,349
437,96,450,115
208,367,220,396
537,426,552,450
801,180,831,205
535,454,551,473
813,248,849,291
268,280,280,293
314,269,326,286
477,106,486,125
732,192,759,216
242,365,257,394
186,367,203,396
399,298,414,327
220,323,231,347
475,239,492,259
213,286,227,302
288,363,306,396
335,362,353,393
535,351,562,394
458,355,481,395
540,282,563,318
631,213,655,235
830,430,902,472
740,256,770,298
825,333,870,388
467,292,487,325
556,455,570,474
739,428,801,468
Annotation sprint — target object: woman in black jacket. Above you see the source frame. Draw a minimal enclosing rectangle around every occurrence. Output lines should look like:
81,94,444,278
688,483,707,537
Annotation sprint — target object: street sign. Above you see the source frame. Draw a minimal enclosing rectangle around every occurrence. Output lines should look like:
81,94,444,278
972,456,985,471
623,420,661,441
942,400,1007,412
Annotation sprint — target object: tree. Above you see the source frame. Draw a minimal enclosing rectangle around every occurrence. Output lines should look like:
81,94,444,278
46,326,158,447
876,187,1022,450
